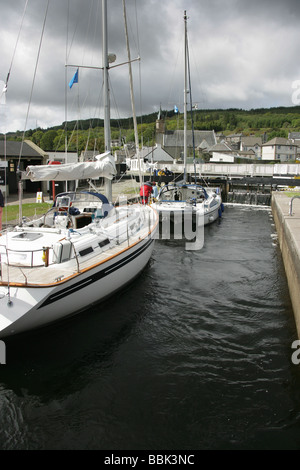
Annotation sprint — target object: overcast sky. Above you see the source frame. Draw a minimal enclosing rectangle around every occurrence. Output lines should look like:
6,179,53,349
1,0,300,134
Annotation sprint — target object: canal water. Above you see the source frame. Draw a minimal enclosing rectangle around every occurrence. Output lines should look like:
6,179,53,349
0,204,300,450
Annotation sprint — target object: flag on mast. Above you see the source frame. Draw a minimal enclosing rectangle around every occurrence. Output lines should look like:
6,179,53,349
69,69,79,89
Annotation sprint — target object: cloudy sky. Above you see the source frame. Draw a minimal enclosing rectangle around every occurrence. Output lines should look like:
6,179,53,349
0,0,300,134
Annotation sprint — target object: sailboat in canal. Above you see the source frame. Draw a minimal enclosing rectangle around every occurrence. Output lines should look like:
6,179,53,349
151,11,222,226
0,0,158,338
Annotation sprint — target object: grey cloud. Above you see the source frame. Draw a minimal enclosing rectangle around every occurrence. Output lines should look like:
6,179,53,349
0,0,299,133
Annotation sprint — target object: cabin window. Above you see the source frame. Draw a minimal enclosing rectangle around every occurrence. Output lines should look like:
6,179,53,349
13,232,42,241
99,238,110,248
79,246,94,257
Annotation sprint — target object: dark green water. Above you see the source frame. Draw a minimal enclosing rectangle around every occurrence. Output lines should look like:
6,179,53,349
0,204,300,450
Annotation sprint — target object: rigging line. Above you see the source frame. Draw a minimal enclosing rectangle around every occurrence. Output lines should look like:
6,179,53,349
109,77,124,135
187,39,207,187
18,0,50,169
134,0,141,57
64,0,70,155
165,31,182,115
82,0,96,67
3,134,11,303
133,1,145,150
187,43,208,186
186,38,196,176
5,0,29,88
66,11,80,64
82,0,101,122
3,136,8,228
123,0,141,182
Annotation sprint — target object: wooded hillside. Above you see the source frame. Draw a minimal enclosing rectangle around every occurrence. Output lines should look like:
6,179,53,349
2,106,300,155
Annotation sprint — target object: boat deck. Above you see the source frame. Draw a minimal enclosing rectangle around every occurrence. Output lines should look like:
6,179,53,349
0,226,152,287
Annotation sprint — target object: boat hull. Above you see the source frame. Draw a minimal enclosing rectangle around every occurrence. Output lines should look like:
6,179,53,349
152,197,222,226
0,235,155,338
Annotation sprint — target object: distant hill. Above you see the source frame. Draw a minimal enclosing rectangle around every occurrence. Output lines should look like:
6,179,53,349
1,105,300,154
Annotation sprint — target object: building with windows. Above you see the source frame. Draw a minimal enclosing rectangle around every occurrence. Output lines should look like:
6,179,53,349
0,140,48,196
240,136,262,160
261,137,297,162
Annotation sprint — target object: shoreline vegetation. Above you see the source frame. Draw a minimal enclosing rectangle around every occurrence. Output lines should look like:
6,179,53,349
2,105,300,155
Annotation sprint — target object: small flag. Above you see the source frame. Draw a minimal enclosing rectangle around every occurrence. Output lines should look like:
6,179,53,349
174,105,178,113
69,69,79,89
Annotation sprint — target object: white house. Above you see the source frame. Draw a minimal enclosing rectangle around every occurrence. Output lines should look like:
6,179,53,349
261,138,297,162
210,152,235,163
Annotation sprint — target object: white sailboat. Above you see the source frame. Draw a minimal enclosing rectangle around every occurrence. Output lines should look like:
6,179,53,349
151,11,223,226
0,0,158,338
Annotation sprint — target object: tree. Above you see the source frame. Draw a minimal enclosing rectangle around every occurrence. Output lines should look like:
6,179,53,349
32,130,44,146
40,130,58,151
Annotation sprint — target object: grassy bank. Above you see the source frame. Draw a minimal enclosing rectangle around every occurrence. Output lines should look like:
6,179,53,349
3,202,52,222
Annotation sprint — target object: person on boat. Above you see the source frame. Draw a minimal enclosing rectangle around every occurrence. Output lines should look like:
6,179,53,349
140,182,153,204
165,167,172,176
151,182,159,199
158,169,165,176
0,189,4,231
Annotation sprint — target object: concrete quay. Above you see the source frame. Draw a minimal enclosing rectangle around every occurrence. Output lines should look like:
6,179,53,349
272,192,300,338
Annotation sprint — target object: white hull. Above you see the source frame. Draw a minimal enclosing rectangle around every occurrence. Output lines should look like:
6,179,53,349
151,186,223,227
0,1,159,339
0,203,158,338
0,236,154,338
153,201,221,225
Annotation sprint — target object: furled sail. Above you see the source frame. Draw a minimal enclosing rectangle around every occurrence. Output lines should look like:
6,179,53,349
25,152,116,181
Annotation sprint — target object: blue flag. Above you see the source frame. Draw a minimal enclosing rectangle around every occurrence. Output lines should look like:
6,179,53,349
174,105,178,113
69,69,79,89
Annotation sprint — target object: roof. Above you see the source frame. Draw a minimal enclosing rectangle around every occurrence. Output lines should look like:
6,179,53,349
241,136,262,146
209,142,233,152
262,137,296,147
289,132,300,139
198,139,210,150
163,130,216,148
144,144,174,163
0,140,47,158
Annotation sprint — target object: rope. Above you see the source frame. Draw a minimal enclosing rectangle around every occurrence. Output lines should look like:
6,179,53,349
18,0,50,169
5,0,29,91
186,37,197,181
3,136,8,229
134,0,144,147
186,26,208,188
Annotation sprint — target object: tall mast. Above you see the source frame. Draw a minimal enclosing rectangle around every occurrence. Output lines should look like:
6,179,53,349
122,0,143,186
183,10,188,182
102,0,112,202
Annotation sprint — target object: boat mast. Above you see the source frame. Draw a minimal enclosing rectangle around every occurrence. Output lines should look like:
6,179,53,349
102,0,112,202
122,0,143,187
183,10,188,182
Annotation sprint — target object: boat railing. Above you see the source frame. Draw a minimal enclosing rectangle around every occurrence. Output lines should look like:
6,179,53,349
289,196,300,216
1,246,51,269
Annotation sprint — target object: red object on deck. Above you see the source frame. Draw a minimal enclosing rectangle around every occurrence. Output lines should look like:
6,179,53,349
48,160,61,200
139,183,153,204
